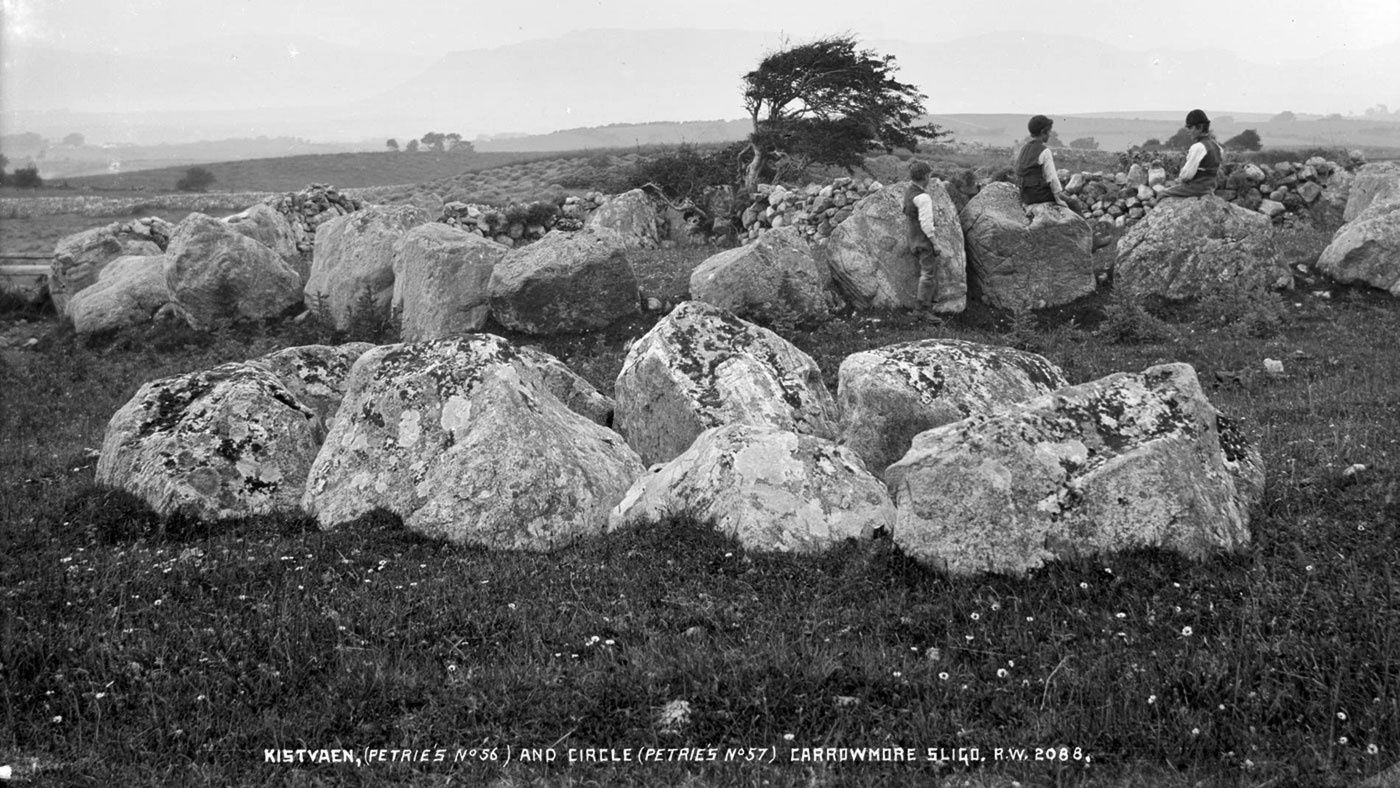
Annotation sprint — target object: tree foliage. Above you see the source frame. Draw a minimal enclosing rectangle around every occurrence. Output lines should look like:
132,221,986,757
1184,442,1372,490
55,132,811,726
62,132,85,147
421,132,446,152
629,143,741,204
1069,136,1100,150
385,138,399,152
10,165,43,189
1224,129,1262,151
405,139,420,153
739,35,945,191
175,166,216,192
1163,127,1197,148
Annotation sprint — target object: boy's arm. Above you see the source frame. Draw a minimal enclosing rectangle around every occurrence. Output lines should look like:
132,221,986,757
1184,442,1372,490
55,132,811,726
1179,142,1206,181
1040,148,1068,205
915,192,939,248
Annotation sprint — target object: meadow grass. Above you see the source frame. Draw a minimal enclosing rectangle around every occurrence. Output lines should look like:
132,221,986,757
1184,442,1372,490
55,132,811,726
2,223,1398,788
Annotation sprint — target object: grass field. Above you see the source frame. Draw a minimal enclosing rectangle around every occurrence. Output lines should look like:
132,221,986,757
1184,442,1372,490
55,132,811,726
1,202,1398,786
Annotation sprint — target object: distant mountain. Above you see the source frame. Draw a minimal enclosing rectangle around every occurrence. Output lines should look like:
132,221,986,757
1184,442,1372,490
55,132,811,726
3,29,1396,146
1,34,438,113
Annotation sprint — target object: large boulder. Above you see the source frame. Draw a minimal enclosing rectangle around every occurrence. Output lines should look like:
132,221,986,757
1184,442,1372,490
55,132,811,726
67,254,172,335
392,223,507,341
487,227,640,335
614,300,840,466
959,182,1095,312
838,339,1069,477
302,337,643,549
164,213,304,330
224,203,305,283
1343,161,1400,222
609,424,894,553
1316,198,1400,296
584,189,660,248
96,362,323,519
1115,195,1293,300
50,218,172,315
885,363,1260,576
305,204,431,331
248,343,376,434
823,180,967,310
688,225,831,325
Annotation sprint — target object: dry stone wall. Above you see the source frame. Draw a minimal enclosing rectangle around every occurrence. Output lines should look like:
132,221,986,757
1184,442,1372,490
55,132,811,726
730,155,1360,244
262,184,363,261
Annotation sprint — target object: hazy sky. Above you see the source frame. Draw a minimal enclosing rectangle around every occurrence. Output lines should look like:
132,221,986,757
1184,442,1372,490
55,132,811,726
4,0,1397,56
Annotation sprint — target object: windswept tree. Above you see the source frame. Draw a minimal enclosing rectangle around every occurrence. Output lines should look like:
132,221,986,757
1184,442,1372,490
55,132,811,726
739,35,945,193
386,138,400,152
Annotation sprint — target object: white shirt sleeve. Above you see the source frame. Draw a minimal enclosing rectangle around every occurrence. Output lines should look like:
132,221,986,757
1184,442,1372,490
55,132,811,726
914,192,938,241
1180,142,1207,181
1038,148,1063,194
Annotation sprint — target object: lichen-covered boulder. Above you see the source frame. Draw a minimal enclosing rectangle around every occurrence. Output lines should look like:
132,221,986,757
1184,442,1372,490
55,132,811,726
1115,195,1293,300
96,362,322,519
487,227,641,335
614,301,840,466
302,336,643,549
50,218,172,315
224,203,305,283
68,254,172,335
959,182,1095,312
688,225,831,325
305,204,431,331
1343,161,1400,222
164,213,304,330
885,363,1259,576
584,189,660,248
609,424,893,552
1317,198,1400,296
392,223,507,341
823,181,967,311
838,339,1069,476
248,343,375,433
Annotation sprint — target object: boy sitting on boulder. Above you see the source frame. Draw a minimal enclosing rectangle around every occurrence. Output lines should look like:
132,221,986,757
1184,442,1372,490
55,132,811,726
1017,115,1086,219
1160,109,1224,199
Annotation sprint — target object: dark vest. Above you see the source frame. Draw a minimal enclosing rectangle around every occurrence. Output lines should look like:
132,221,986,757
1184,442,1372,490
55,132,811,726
903,183,933,250
1190,135,1224,183
1017,139,1055,204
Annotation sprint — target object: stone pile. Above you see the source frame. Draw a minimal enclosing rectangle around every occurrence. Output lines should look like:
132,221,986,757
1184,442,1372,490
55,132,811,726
438,199,575,247
736,178,881,241
727,156,1353,248
1062,155,1353,233
264,184,363,260
560,192,609,224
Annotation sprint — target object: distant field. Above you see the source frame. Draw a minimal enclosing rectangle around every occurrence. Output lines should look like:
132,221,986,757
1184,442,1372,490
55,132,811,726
927,113,1400,155
56,150,587,194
